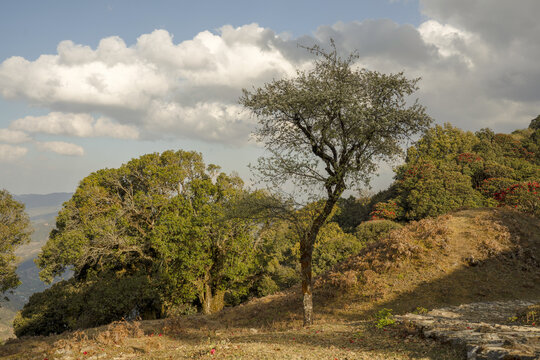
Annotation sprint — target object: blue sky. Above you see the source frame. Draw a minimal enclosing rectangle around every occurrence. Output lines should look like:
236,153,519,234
1,0,539,194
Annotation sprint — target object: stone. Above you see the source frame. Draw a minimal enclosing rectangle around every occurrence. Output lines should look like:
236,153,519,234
395,300,540,360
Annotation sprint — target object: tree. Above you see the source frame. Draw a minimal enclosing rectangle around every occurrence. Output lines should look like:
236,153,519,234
0,189,32,294
530,115,540,130
240,44,432,325
36,150,257,321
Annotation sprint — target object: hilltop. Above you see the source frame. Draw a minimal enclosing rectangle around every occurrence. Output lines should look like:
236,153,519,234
1,207,538,359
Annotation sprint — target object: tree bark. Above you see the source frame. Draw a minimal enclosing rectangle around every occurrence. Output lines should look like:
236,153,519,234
300,193,342,326
199,283,226,315
300,243,314,326
201,282,213,315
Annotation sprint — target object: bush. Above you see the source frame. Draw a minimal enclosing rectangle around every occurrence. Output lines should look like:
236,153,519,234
369,200,402,221
495,181,540,216
479,177,517,201
14,274,162,337
334,195,372,232
312,223,364,276
355,220,403,244
397,161,485,220
482,161,516,180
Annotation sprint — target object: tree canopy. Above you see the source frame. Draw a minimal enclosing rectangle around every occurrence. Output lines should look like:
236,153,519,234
369,123,540,221
17,150,260,336
240,44,432,325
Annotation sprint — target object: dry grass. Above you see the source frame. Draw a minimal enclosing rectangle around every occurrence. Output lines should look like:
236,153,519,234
0,320,463,359
0,207,538,359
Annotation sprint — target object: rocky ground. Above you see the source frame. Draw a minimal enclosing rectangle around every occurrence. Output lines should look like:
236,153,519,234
396,300,540,360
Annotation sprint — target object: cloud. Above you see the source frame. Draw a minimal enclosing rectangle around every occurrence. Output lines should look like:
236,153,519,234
1,11,540,146
0,129,31,143
36,141,84,156
11,112,139,139
313,20,435,66
419,0,540,47
412,1,540,130
0,144,28,162
0,25,300,145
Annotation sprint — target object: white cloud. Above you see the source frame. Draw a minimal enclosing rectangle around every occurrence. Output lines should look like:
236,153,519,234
11,112,139,139
1,12,540,146
0,144,28,162
0,25,299,145
417,20,476,67
36,141,84,156
0,129,31,143
419,0,540,47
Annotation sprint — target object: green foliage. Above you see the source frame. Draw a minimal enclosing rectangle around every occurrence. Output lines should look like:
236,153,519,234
13,274,160,337
413,307,429,315
479,178,516,198
374,308,395,329
407,123,479,163
249,220,300,298
25,150,260,335
312,222,364,276
0,189,32,294
370,122,540,221
240,43,431,325
396,160,485,220
493,181,540,216
355,220,403,243
333,196,372,233
250,217,364,298
530,115,540,130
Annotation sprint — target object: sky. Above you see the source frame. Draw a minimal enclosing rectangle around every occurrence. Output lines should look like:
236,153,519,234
0,0,539,195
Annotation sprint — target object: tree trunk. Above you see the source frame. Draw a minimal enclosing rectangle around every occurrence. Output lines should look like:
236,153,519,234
199,283,226,315
300,243,314,326
300,193,342,326
201,282,213,315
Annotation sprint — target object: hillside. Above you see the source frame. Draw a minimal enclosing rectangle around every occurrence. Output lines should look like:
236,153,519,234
0,207,538,359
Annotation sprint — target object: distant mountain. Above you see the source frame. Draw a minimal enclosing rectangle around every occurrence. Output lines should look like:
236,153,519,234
13,193,72,221
0,192,73,339
13,192,72,209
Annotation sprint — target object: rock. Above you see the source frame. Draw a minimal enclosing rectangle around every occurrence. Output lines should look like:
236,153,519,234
395,300,540,360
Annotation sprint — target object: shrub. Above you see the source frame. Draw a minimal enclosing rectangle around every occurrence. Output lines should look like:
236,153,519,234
13,274,162,337
482,161,517,180
355,220,403,244
479,177,516,199
397,161,485,220
495,181,540,216
312,223,364,276
369,200,402,221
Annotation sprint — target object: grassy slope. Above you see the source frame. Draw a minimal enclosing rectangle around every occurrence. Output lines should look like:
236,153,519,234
1,208,538,359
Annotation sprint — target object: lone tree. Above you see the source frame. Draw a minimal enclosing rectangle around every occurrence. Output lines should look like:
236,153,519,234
240,44,432,326
0,189,32,294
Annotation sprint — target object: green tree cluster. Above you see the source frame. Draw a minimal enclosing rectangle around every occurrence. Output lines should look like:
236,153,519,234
16,151,367,336
17,151,258,336
368,121,540,220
